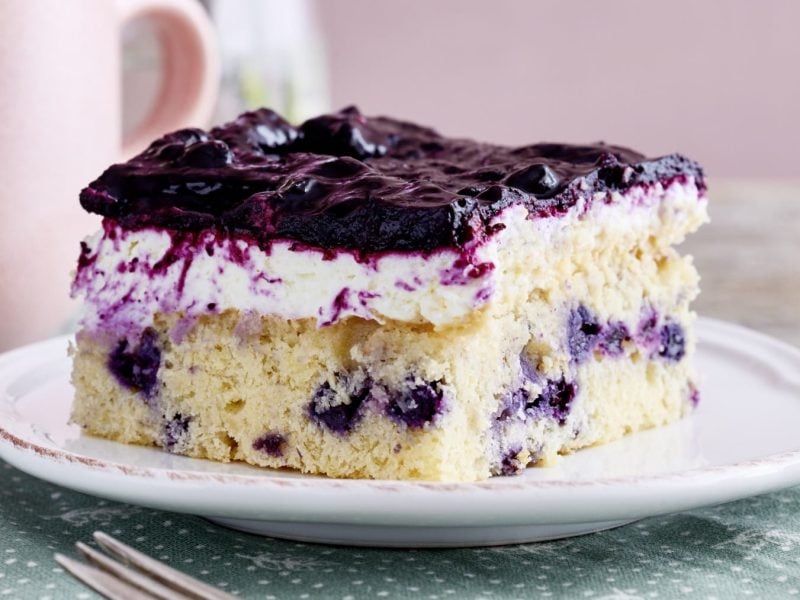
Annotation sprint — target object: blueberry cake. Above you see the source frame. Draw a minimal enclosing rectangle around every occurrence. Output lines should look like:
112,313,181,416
70,106,708,481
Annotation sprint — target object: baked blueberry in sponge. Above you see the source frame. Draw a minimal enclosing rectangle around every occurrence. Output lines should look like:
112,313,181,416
69,106,708,481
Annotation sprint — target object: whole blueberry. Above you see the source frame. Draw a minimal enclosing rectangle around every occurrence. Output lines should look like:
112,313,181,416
475,185,507,203
387,380,444,429
108,328,161,398
210,107,299,152
253,432,287,457
658,322,686,361
155,143,186,161
277,178,328,205
176,140,234,168
506,164,560,196
298,107,387,159
308,379,370,435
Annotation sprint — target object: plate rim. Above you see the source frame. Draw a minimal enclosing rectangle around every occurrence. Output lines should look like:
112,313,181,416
1,316,799,494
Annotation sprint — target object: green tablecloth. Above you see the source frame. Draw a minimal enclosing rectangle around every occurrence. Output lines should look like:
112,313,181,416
0,460,798,600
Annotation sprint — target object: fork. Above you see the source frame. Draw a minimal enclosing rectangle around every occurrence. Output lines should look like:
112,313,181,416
54,531,237,600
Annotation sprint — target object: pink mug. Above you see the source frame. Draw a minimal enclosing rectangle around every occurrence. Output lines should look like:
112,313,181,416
0,0,218,350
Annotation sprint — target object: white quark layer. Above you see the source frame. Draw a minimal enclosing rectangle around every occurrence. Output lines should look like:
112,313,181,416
71,179,704,332
72,223,499,332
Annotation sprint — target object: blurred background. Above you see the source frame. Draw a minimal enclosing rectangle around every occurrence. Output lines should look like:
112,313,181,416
126,0,800,177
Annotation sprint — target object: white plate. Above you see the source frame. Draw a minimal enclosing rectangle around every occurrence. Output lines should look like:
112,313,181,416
1,318,799,548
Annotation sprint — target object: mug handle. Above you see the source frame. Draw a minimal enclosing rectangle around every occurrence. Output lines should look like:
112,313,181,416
117,0,219,157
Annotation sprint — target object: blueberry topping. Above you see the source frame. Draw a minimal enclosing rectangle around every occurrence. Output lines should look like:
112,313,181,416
506,164,560,196
108,328,161,397
658,322,686,361
276,177,329,205
526,378,576,425
421,141,446,154
600,322,630,357
164,414,191,448
387,380,444,428
297,106,388,159
155,128,208,149
79,106,704,255
212,108,298,153
253,432,287,457
567,306,602,363
176,140,234,168
472,169,505,182
155,142,186,162
311,157,366,179
308,379,370,435
496,353,540,421
456,185,483,197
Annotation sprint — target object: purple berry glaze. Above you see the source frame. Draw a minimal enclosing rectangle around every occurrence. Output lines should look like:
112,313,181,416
308,378,370,435
658,321,686,361
526,378,576,425
387,380,444,429
567,306,602,363
164,414,190,448
79,106,704,255
253,432,287,457
108,328,161,398
317,287,380,327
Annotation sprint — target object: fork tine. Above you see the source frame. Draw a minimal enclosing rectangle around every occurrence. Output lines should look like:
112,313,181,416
93,531,238,600
55,553,157,600
76,542,191,600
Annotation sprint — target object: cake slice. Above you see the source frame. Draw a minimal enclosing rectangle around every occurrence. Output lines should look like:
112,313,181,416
70,106,708,481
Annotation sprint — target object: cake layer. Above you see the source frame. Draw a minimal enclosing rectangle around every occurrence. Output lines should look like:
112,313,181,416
72,178,704,332
70,303,696,480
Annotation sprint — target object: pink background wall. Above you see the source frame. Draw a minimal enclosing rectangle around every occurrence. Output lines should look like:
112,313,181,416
316,0,800,177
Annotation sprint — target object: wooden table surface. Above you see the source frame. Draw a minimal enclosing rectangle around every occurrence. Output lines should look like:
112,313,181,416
683,179,800,347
